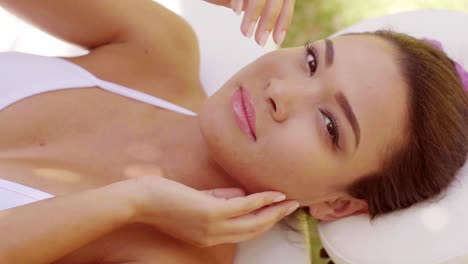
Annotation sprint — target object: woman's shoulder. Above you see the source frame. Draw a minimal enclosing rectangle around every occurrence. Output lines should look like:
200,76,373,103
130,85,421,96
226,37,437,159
66,12,202,101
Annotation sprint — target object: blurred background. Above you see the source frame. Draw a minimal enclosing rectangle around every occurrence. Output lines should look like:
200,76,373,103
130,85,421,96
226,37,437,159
1,1,466,54
284,0,468,47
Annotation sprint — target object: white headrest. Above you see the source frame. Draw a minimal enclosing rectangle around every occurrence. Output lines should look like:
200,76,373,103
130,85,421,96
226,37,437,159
319,10,468,264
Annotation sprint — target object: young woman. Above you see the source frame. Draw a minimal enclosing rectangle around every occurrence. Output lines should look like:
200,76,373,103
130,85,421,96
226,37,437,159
0,1,466,263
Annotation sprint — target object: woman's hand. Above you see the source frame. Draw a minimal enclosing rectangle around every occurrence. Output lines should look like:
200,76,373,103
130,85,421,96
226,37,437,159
204,0,296,46
128,175,299,247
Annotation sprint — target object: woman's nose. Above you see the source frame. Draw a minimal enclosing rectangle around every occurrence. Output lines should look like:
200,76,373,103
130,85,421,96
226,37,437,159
266,78,304,122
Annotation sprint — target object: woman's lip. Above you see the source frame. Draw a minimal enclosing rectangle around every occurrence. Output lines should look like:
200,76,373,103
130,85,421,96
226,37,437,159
231,87,257,141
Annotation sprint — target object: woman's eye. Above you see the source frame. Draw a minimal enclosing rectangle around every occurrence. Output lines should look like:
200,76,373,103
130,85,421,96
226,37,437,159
320,110,340,147
304,42,318,76
325,117,336,138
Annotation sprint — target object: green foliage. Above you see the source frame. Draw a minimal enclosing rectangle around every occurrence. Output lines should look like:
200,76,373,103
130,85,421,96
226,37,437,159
283,0,468,47
295,209,328,264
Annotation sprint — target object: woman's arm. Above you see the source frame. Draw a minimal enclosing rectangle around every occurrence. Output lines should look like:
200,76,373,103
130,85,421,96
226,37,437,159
0,181,134,264
0,0,200,93
0,0,187,50
0,175,297,263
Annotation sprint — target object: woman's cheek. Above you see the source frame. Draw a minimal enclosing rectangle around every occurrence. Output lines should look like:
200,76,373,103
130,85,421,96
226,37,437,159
265,133,315,171
254,52,296,78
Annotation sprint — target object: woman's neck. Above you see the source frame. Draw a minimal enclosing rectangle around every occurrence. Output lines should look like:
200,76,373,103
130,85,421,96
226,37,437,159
147,115,241,190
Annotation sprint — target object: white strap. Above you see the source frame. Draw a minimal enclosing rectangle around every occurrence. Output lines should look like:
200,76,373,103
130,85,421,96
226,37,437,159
57,57,197,117
0,179,53,200
94,78,197,116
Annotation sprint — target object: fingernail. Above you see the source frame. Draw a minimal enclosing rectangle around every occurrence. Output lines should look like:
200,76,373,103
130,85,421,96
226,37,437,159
309,206,316,216
259,31,270,47
286,202,300,215
231,0,243,16
277,30,286,45
273,194,286,203
246,22,256,38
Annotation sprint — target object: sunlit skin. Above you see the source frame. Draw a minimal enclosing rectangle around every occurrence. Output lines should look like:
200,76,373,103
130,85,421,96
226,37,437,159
123,163,165,179
33,168,82,183
199,35,409,219
126,143,162,162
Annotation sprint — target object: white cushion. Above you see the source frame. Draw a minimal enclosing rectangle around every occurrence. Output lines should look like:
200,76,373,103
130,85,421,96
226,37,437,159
319,10,468,264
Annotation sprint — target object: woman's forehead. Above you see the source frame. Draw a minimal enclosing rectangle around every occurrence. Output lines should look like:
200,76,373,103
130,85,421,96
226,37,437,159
331,35,409,160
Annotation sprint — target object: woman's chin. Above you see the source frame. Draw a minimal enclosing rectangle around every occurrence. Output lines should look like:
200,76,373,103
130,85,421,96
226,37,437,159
198,87,269,192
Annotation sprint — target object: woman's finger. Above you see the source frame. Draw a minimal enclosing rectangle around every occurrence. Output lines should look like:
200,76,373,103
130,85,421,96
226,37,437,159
255,0,284,46
241,0,266,38
272,0,295,45
230,0,243,15
202,188,246,199
215,230,273,244
222,200,299,235
219,191,286,218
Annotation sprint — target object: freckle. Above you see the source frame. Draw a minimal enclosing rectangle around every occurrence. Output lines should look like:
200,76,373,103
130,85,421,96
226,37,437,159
127,143,161,162
33,168,81,183
144,49,149,55
123,164,164,179
39,142,46,147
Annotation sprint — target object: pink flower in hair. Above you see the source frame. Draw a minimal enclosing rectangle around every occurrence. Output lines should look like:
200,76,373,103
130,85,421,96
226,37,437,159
455,63,468,91
422,38,468,91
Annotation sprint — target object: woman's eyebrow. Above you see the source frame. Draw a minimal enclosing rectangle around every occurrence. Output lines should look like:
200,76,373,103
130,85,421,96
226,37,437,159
325,39,334,66
326,39,360,149
335,91,361,149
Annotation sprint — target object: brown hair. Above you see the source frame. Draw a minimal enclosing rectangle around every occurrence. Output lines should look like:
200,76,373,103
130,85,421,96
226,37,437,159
346,30,468,219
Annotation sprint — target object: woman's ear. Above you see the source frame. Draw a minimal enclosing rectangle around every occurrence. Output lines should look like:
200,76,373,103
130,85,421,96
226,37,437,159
308,194,368,221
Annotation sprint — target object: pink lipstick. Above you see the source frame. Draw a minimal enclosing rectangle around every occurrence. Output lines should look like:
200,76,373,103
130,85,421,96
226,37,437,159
231,87,257,141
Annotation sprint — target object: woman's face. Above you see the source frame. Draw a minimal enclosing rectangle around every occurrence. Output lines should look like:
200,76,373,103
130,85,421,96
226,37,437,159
199,35,409,206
